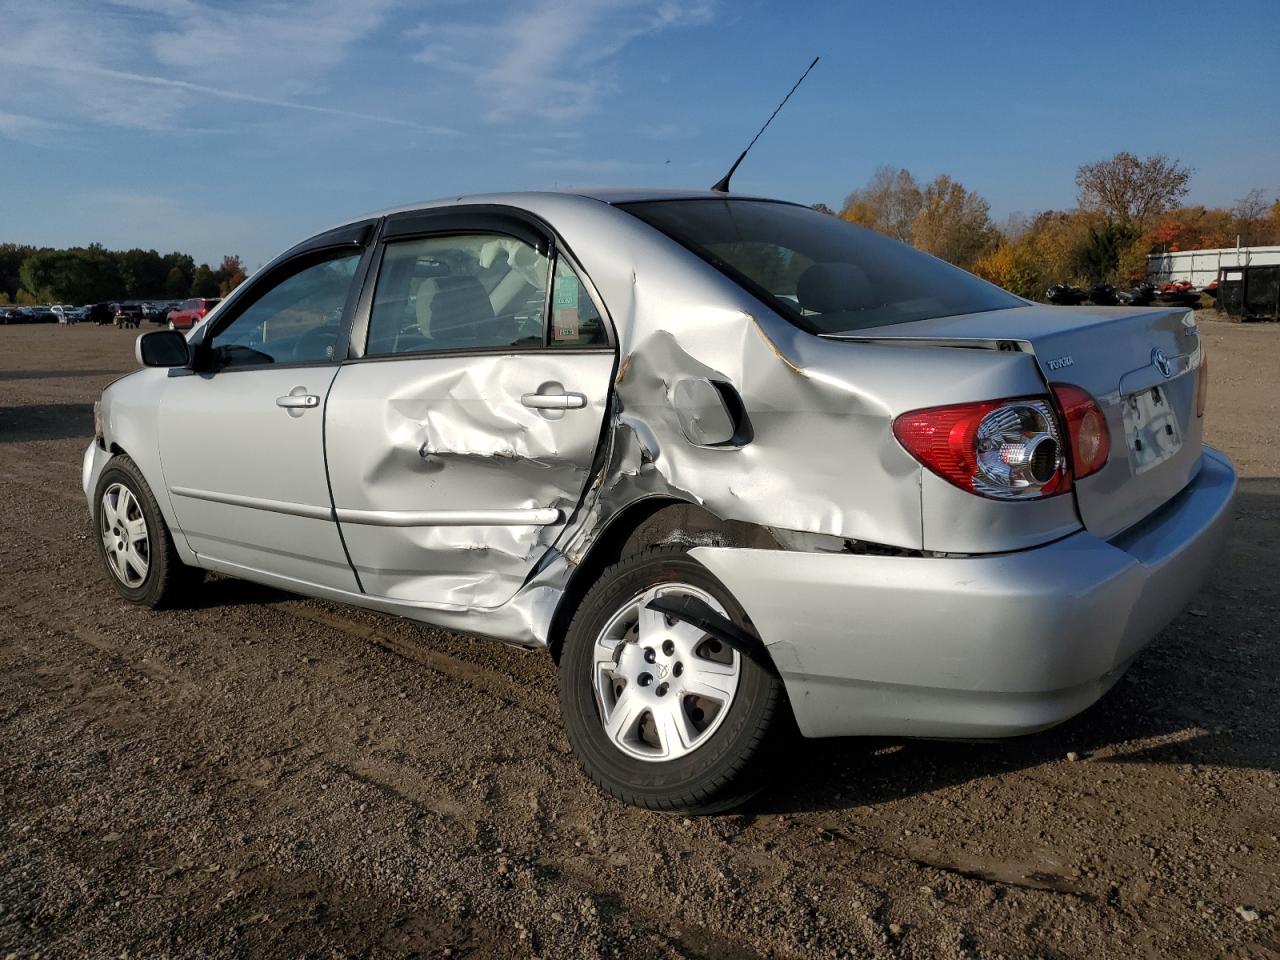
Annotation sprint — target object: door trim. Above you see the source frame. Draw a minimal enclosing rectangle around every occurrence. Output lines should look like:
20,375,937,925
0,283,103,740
334,507,561,527
171,486,560,528
170,485,333,520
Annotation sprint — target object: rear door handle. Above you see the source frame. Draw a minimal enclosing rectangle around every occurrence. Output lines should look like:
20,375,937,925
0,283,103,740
521,391,586,410
276,394,319,409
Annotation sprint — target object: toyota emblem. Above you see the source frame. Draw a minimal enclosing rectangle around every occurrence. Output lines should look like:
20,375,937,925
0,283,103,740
1152,348,1173,379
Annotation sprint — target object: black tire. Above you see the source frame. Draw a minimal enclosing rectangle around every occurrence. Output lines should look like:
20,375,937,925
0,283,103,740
93,454,203,608
558,546,783,813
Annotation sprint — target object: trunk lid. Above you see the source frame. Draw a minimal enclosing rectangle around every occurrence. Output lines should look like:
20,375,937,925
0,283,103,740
827,304,1205,540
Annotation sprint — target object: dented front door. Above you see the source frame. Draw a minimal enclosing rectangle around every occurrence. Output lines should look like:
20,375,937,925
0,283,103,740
324,352,613,607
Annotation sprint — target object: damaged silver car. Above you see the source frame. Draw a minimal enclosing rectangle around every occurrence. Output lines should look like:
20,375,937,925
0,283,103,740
85,190,1236,812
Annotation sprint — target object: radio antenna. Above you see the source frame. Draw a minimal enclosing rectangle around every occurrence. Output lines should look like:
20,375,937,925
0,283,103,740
711,56,819,193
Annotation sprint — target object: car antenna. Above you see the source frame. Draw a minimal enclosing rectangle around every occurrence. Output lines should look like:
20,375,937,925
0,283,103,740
711,55,819,194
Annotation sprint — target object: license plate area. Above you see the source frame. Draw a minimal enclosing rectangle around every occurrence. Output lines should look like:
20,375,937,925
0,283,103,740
1123,384,1183,475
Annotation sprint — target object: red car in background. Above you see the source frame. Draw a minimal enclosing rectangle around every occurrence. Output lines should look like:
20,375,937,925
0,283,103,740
167,297,221,331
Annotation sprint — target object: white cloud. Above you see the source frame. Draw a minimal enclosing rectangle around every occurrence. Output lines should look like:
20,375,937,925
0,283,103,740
410,0,714,123
0,111,62,145
0,0,437,140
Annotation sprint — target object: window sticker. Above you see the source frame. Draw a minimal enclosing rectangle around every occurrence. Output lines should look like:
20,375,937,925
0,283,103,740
553,272,580,341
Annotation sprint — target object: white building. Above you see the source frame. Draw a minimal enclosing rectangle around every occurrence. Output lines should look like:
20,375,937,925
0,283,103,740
1147,245,1280,286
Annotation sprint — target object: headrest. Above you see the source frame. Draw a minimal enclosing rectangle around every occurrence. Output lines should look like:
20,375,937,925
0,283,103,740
416,275,495,338
796,262,874,314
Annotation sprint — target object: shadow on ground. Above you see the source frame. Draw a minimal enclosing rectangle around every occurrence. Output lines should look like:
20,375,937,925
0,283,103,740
0,369,120,382
0,403,94,443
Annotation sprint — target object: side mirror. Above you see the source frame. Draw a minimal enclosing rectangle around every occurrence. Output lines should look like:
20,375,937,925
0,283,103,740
136,329,191,368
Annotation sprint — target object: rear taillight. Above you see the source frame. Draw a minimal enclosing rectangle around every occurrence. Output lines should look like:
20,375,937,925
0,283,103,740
1196,351,1208,418
1050,383,1110,479
893,397,1069,500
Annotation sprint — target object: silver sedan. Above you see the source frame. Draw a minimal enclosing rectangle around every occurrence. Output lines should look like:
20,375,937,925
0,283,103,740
84,190,1235,811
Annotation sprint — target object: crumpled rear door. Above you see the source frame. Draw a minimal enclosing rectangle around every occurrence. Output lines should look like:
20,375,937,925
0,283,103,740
323,352,613,608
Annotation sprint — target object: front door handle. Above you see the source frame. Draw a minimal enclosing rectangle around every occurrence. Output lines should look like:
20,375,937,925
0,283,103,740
276,388,319,418
521,391,586,410
276,394,319,408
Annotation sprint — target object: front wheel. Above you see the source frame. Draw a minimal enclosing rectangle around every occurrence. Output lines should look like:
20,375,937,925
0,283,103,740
93,454,203,608
558,546,783,813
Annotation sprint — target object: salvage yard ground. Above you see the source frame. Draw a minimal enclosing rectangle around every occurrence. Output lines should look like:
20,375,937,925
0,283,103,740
0,319,1277,959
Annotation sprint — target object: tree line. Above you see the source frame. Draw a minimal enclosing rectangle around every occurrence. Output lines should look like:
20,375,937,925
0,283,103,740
822,152,1280,299
0,243,247,306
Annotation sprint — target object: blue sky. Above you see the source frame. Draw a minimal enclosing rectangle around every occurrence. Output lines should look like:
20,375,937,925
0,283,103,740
1,0,1276,269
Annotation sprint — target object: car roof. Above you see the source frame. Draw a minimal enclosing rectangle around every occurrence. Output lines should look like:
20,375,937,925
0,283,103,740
337,187,784,231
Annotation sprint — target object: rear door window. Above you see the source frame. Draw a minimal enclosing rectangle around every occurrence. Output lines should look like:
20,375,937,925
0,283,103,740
366,233,550,356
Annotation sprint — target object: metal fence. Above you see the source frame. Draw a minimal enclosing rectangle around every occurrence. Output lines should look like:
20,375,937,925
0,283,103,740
1147,245,1280,286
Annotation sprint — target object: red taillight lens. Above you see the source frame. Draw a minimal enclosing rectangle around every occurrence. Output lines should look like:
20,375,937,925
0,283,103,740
1050,383,1110,479
1196,351,1208,418
893,397,1069,500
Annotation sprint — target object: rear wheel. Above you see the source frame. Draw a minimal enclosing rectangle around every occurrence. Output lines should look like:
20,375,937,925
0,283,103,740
558,546,782,813
94,455,203,608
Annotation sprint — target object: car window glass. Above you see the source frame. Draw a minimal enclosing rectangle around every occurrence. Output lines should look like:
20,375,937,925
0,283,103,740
549,258,608,347
623,199,1021,334
211,253,359,368
366,234,549,356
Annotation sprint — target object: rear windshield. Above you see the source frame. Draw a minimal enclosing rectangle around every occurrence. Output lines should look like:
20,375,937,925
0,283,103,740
621,198,1021,334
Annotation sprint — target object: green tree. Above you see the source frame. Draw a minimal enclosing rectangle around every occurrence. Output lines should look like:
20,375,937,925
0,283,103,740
1077,221,1140,284
117,248,168,298
162,252,196,297
0,243,36,301
191,263,220,298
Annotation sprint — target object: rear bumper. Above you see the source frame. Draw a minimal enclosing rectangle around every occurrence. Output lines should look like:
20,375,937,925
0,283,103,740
690,446,1237,739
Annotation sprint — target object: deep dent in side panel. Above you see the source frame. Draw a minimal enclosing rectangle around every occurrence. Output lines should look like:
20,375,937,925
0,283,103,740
316,194,1061,649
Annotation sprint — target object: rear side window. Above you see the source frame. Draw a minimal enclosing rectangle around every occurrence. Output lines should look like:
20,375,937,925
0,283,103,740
622,199,1021,334
549,258,608,347
366,234,550,356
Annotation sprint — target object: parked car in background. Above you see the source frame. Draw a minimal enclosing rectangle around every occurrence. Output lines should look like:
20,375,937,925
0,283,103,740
85,189,1235,812
52,304,79,324
141,302,170,324
166,297,221,331
27,306,57,323
0,307,20,324
114,304,143,328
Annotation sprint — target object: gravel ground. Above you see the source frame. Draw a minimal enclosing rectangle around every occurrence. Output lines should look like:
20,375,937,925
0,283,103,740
0,318,1277,959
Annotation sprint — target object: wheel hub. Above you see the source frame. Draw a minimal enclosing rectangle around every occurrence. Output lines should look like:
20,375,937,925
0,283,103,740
592,583,741,762
100,483,150,589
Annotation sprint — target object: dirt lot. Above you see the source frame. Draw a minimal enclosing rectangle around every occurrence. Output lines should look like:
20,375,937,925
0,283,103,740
0,319,1277,959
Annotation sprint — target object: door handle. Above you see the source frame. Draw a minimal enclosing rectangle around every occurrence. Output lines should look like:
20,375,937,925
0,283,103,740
276,394,319,409
521,391,586,410
276,389,320,418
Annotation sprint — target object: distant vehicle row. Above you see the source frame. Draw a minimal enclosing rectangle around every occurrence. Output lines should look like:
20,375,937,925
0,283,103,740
0,298,221,327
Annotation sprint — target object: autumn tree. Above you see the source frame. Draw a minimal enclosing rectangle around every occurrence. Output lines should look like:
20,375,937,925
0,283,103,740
215,255,248,296
1231,188,1274,246
911,174,997,269
840,166,922,243
1074,152,1192,231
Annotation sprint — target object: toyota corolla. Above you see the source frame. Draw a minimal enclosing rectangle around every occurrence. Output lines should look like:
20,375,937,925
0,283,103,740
85,190,1235,812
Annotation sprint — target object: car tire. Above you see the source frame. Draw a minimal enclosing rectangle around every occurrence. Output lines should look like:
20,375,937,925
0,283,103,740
558,546,783,813
93,454,203,608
